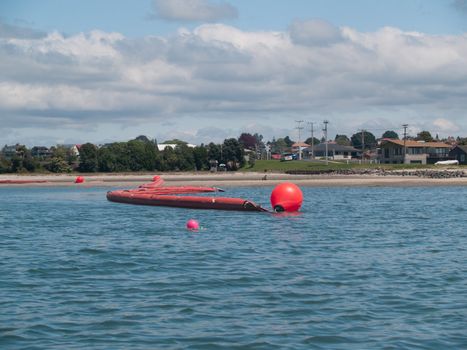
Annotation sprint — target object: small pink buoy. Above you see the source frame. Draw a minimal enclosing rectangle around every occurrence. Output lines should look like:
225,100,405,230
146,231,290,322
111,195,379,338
186,219,199,231
270,182,303,212
75,176,85,184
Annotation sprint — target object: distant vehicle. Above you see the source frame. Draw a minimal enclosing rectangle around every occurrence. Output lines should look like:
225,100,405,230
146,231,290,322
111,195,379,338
271,153,281,160
280,153,297,161
435,160,459,165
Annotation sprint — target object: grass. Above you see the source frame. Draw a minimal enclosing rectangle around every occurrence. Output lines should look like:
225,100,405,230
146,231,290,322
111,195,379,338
242,160,447,173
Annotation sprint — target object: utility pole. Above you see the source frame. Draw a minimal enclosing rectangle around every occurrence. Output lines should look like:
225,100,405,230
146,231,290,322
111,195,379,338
295,120,304,160
361,129,365,162
308,121,315,159
323,120,329,165
402,124,408,164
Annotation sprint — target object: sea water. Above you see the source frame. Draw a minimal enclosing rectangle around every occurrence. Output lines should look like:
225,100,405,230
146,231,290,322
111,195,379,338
1,185,466,349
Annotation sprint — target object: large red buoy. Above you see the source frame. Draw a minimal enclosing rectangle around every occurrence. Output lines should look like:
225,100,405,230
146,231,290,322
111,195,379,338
75,176,85,184
270,182,303,212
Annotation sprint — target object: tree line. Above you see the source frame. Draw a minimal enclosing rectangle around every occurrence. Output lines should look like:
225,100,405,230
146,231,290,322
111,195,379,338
1,130,466,174
0,136,246,174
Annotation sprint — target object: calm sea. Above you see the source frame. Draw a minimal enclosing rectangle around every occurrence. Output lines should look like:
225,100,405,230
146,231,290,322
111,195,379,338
1,185,467,349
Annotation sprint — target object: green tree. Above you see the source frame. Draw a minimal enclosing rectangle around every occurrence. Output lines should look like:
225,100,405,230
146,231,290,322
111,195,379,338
98,142,130,172
207,143,221,162
382,130,399,139
416,131,434,142
162,146,178,171
46,157,72,173
221,138,245,170
283,136,294,147
334,134,351,146
305,137,320,146
133,135,151,143
193,145,209,170
175,144,195,171
351,131,377,150
78,143,98,172
0,156,11,173
10,145,36,173
127,140,144,171
270,138,288,154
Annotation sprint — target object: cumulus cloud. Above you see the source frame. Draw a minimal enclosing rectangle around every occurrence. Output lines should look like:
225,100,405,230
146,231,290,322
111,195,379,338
150,0,237,22
289,19,344,46
2,22,467,146
433,118,460,132
0,20,46,39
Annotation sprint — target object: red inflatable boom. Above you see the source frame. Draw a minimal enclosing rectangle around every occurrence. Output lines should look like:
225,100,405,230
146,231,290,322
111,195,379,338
106,176,268,212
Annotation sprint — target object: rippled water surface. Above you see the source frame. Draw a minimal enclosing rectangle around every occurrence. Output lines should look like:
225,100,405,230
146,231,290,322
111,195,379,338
1,185,467,349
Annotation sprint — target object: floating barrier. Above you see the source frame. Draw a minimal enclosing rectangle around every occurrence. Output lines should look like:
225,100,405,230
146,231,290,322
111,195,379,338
106,176,268,212
0,179,48,184
107,190,267,211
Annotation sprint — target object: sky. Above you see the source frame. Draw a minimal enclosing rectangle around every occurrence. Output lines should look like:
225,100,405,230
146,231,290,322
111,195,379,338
1,0,467,147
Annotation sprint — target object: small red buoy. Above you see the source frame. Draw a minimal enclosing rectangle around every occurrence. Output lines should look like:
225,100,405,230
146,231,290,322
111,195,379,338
186,219,200,231
75,176,85,184
270,182,303,212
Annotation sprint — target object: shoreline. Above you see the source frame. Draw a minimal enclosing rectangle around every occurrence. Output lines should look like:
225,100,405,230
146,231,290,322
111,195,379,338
1,172,467,188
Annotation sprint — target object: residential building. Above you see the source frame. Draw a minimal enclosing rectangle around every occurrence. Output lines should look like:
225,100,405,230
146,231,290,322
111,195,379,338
31,146,52,158
291,142,309,156
449,145,467,165
379,139,451,164
57,144,81,157
2,145,17,159
306,142,359,160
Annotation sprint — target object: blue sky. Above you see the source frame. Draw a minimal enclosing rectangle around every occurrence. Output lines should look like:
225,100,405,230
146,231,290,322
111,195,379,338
2,0,466,36
1,0,467,146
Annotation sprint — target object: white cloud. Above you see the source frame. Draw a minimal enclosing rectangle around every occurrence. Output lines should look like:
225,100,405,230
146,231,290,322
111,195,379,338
1,21,467,146
433,118,460,132
289,19,344,46
151,0,237,22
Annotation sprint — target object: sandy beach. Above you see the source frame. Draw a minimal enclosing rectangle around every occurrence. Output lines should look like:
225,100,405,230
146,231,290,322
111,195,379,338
1,171,467,188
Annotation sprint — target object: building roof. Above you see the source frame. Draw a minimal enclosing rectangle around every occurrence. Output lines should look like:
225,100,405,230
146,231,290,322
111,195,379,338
306,143,359,152
292,142,310,147
157,143,196,151
380,138,451,148
452,145,467,153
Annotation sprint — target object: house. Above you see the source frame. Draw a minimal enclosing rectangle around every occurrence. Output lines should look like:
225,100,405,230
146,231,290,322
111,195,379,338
379,139,451,164
291,142,309,159
31,146,52,158
1,144,19,159
306,142,359,160
449,145,467,165
57,144,80,157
